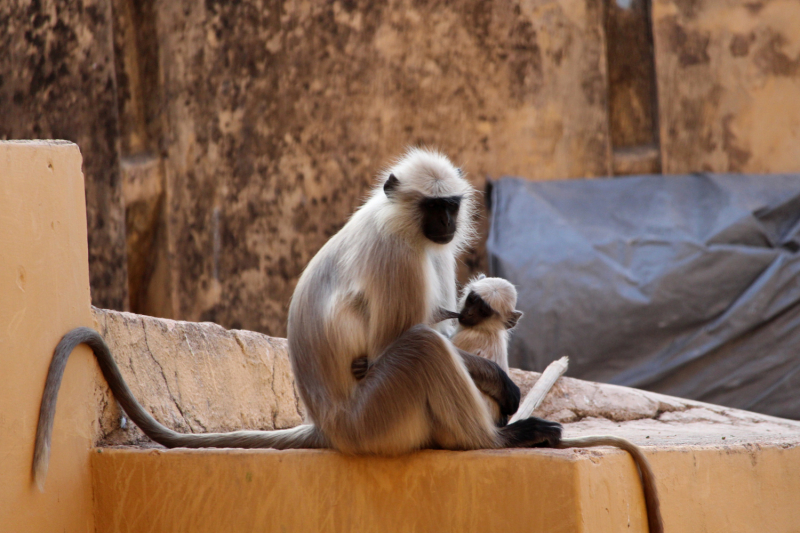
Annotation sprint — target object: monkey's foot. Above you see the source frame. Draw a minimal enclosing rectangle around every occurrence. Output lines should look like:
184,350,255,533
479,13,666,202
500,417,562,448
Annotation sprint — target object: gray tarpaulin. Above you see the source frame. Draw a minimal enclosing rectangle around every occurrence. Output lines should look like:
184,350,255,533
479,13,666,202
487,173,800,420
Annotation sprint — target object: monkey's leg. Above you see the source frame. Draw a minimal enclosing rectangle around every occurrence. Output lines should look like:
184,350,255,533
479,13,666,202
457,349,520,417
458,349,561,445
327,324,499,454
331,325,561,453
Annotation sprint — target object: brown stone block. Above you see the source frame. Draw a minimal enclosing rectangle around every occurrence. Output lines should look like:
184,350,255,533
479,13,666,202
653,0,800,174
92,308,305,446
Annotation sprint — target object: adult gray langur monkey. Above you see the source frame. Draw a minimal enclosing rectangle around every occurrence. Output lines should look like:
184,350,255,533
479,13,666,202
33,148,561,489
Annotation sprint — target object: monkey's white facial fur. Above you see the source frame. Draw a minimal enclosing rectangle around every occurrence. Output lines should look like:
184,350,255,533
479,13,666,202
375,148,475,251
457,276,523,332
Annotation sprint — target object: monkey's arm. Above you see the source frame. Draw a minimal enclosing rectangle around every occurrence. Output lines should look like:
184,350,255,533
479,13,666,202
457,348,520,417
432,307,460,323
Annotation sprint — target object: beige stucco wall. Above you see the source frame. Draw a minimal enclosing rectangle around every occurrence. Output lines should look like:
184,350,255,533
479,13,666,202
0,141,96,532
90,443,800,533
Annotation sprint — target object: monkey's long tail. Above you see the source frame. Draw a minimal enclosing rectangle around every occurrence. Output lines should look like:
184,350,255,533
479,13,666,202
33,327,326,491
558,436,663,533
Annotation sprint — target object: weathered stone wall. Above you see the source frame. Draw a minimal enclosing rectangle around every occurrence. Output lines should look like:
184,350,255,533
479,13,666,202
3,0,800,337
0,0,128,311
653,0,800,174
91,308,800,450
147,0,612,334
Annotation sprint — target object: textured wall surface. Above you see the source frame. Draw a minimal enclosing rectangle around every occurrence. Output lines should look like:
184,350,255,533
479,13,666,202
6,0,800,337
653,0,800,174
89,308,800,449
0,0,128,310
149,0,611,335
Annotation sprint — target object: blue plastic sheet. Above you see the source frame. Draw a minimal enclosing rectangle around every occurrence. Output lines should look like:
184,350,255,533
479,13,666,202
487,173,800,419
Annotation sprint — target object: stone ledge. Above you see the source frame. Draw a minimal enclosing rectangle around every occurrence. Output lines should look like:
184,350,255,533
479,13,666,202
88,307,800,531
92,307,800,451
92,447,647,533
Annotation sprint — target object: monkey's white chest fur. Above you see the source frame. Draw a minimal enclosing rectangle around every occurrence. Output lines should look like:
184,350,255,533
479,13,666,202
425,248,457,336
450,328,510,372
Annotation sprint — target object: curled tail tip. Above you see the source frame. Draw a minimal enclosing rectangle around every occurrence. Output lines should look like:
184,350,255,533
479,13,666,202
32,442,50,492
33,460,48,492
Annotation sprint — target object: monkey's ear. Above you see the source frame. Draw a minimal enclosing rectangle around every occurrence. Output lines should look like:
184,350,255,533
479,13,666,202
477,273,486,280
505,310,523,329
384,174,400,197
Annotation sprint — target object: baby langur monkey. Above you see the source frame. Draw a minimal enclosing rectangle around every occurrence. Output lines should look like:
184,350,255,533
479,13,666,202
433,274,664,533
451,274,521,427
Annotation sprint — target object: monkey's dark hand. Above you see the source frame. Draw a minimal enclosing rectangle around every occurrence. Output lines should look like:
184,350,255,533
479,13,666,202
457,349,520,416
495,369,521,417
351,356,370,381
432,307,461,323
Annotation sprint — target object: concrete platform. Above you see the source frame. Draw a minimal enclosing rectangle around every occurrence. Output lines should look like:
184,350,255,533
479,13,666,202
92,448,645,533
2,140,800,533
87,309,800,532
90,425,800,533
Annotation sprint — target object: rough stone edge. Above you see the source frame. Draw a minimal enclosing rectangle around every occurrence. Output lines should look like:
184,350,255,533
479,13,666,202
86,308,800,448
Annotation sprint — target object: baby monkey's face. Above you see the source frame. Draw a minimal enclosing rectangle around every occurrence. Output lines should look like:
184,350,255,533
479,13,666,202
457,275,523,331
458,290,496,327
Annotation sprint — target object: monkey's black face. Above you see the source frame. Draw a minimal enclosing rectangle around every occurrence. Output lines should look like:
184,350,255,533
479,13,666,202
420,196,461,244
458,291,495,327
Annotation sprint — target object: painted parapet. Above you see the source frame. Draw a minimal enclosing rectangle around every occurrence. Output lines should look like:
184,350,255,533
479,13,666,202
0,140,98,532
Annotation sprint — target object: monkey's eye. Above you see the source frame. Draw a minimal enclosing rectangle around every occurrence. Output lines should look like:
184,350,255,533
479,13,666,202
466,292,479,305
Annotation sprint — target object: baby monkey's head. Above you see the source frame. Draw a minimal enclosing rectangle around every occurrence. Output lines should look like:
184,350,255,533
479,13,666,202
457,275,523,332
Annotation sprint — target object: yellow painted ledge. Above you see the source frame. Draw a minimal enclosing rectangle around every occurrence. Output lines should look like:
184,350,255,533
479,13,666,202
91,443,800,533
92,447,649,533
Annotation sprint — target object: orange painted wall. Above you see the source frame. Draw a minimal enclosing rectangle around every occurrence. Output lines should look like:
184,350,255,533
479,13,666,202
0,141,96,532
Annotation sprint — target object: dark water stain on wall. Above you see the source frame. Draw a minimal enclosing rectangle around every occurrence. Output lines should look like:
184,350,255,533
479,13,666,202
151,0,611,336
0,0,128,310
